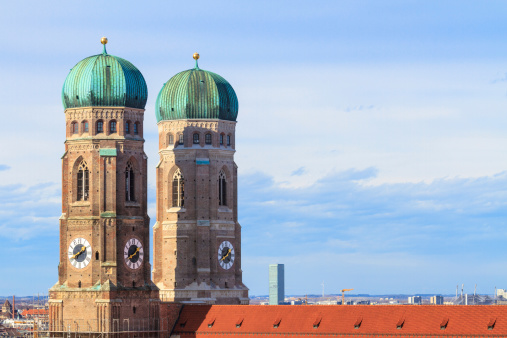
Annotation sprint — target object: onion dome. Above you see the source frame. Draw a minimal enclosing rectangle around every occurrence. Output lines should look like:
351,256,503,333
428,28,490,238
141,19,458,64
155,53,238,122
62,37,147,110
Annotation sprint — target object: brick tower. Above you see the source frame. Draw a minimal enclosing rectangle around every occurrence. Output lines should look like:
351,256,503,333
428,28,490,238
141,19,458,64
153,54,249,304
48,38,159,335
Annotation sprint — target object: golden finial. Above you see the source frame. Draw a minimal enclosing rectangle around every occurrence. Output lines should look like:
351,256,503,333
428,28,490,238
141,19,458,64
193,53,200,60
101,37,108,45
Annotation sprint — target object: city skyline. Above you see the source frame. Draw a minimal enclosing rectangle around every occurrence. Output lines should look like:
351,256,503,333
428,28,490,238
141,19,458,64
2,1,507,296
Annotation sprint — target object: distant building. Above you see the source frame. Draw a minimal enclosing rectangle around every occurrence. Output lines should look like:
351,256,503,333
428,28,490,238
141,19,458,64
269,264,285,305
408,296,422,304
430,295,444,305
0,300,12,319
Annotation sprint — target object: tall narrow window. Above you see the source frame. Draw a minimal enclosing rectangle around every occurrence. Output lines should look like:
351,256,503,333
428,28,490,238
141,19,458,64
125,121,130,134
77,160,89,201
82,121,89,133
220,134,224,145
71,122,78,134
125,161,135,202
172,169,185,207
110,121,117,133
205,133,212,145
219,170,227,206
168,134,174,145
227,135,231,146
134,122,139,135
178,134,184,145
97,121,104,134
193,133,200,144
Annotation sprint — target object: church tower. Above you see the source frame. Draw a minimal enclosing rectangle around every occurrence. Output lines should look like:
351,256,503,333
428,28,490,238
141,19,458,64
153,54,249,304
49,38,159,335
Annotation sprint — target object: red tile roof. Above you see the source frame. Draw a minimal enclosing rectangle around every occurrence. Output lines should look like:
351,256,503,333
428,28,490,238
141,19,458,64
21,309,48,316
171,304,507,337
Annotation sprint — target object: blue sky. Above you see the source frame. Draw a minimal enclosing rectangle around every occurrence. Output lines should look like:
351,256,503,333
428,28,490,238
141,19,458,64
2,1,507,296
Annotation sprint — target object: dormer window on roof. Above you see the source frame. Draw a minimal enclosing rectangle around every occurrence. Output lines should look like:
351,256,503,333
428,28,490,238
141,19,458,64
396,317,405,329
354,317,363,329
273,317,281,328
488,318,497,330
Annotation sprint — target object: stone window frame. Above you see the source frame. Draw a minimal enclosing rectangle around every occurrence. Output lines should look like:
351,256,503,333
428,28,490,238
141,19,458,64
172,168,185,208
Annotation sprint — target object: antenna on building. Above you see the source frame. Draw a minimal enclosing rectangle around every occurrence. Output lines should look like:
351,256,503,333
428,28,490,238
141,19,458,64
321,281,325,298
474,284,477,305
461,284,464,305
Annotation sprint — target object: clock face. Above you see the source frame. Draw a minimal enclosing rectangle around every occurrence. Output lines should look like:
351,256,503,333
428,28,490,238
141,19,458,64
68,237,92,269
218,241,235,270
124,238,144,270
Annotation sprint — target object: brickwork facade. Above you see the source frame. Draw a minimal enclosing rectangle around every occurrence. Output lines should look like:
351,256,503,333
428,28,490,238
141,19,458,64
153,119,249,304
49,106,159,335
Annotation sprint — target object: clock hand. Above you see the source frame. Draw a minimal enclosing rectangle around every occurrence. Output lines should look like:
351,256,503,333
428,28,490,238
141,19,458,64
129,247,140,259
221,249,231,261
72,246,86,259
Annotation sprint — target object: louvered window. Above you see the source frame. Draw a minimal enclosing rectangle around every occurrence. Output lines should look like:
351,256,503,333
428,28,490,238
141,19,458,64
125,121,130,134
82,121,89,133
220,134,224,145
227,135,231,146
172,169,184,207
77,160,89,201
178,134,184,145
125,161,135,202
193,133,200,144
205,133,212,145
219,170,227,206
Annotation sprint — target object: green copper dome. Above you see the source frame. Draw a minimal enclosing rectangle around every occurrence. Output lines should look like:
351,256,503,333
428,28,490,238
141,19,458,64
155,61,238,122
62,43,147,110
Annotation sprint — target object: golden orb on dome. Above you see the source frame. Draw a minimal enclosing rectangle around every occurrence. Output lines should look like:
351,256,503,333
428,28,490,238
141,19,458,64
193,53,200,60
101,37,108,45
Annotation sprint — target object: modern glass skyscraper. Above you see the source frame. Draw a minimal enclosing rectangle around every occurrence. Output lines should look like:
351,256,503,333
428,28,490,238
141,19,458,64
269,264,285,305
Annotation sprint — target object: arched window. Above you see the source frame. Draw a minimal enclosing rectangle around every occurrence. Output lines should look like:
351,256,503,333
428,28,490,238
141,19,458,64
168,134,174,145
219,170,227,206
205,133,212,145
193,133,200,144
178,134,184,145
220,134,224,146
97,120,104,134
227,135,231,146
110,120,117,133
71,122,78,134
125,161,135,202
172,169,184,207
134,122,139,135
82,121,89,133
125,121,130,134
77,160,89,201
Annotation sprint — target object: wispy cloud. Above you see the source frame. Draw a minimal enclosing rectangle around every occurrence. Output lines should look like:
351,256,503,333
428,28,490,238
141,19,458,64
0,183,60,241
0,165,10,171
240,170,507,294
